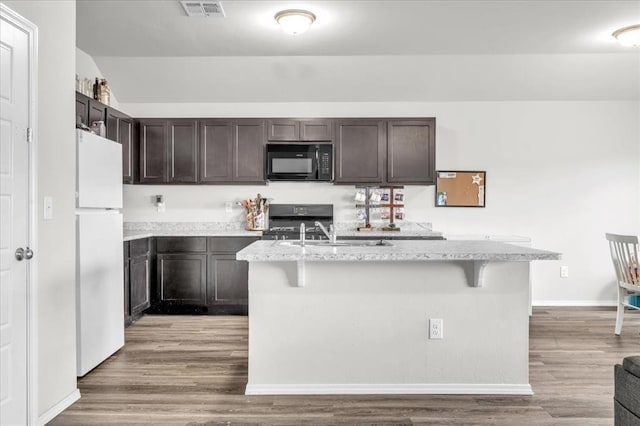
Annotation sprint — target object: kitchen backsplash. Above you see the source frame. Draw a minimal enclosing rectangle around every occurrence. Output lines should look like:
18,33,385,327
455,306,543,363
122,182,436,225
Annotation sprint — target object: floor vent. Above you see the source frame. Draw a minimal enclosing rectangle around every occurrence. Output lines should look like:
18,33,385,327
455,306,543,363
180,1,225,17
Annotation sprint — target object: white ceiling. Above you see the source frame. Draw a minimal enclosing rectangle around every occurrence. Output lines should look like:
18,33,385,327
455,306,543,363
77,0,640,56
76,0,640,103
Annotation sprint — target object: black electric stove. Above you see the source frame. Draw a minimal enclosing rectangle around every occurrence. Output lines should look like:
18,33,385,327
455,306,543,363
261,204,333,240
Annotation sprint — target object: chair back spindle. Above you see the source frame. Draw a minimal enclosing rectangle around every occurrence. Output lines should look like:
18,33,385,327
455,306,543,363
606,233,639,288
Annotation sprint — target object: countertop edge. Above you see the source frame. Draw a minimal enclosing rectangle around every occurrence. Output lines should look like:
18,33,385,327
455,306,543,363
123,231,263,241
236,240,561,262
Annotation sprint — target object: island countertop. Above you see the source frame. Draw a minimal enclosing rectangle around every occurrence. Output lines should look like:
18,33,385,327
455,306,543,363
236,239,561,262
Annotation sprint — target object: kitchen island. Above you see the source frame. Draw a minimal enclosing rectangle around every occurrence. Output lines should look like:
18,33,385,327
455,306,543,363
237,240,560,396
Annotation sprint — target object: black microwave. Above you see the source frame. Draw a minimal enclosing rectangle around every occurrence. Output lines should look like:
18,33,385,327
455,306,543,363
266,144,332,181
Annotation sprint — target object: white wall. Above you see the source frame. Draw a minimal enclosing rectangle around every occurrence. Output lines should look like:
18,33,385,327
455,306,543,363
122,100,640,306
76,47,120,109
1,0,78,420
94,54,640,103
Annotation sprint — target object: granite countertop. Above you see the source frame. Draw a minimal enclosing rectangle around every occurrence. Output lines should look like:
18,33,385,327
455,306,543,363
123,222,262,241
123,229,262,241
122,221,441,241
236,240,561,262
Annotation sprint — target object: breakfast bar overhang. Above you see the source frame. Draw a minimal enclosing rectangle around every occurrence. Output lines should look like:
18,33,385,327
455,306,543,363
237,240,560,396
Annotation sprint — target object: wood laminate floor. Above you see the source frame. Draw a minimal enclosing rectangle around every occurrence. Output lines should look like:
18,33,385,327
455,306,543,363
51,308,640,425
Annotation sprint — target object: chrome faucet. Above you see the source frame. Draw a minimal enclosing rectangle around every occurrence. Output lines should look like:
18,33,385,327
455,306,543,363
315,221,337,244
299,222,306,246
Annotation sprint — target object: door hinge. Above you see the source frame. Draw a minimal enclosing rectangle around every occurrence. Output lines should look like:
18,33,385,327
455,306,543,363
26,128,33,142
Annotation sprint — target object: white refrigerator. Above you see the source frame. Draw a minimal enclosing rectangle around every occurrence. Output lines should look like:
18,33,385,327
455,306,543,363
75,129,124,377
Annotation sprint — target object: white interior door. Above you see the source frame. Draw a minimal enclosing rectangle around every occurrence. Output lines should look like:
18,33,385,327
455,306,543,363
0,9,31,426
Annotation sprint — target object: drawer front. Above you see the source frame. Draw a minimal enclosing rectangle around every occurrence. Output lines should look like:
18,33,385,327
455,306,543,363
156,237,207,253
208,237,260,253
129,238,150,257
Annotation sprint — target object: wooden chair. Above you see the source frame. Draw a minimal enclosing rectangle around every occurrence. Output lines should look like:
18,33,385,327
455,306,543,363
606,233,640,335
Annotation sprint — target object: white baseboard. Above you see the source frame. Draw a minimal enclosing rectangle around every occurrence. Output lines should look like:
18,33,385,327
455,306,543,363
532,300,616,307
245,383,533,396
38,388,80,426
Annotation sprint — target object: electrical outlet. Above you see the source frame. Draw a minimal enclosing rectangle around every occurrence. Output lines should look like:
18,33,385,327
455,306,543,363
225,202,233,213
560,265,569,278
429,318,443,339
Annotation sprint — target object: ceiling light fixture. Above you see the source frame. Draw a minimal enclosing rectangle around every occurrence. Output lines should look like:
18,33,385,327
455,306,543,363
275,9,316,35
612,24,640,47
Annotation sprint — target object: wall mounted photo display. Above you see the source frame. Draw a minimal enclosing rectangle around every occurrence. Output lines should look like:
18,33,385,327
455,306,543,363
435,170,487,207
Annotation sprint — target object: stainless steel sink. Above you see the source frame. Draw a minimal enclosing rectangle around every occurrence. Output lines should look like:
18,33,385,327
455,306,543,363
275,239,393,247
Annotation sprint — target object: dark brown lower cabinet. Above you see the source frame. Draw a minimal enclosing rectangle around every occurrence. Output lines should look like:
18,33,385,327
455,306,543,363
124,238,151,327
151,236,258,315
123,243,131,326
130,255,150,315
208,254,249,315
156,254,207,310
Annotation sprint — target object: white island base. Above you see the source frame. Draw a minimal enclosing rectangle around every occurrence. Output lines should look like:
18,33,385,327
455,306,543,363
245,259,534,396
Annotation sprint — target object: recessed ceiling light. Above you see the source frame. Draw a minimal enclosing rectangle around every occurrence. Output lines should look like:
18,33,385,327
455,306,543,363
612,24,640,47
274,9,316,35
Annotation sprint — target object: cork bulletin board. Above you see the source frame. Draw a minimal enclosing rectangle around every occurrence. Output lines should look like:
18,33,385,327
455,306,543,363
435,171,486,207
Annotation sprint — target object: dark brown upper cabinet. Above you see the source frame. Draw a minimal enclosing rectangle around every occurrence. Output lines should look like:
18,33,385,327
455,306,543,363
88,99,106,127
120,116,135,184
138,119,198,184
200,120,233,183
387,119,436,185
200,119,266,184
167,120,198,183
122,114,435,186
300,119,332,141
105,108,119,142
76,93,137,183
75,93,90,127
139,119,168,183
334,119,386,184
267,119,332,142
267,119,299,141
233,119,265,183
76,92,110,130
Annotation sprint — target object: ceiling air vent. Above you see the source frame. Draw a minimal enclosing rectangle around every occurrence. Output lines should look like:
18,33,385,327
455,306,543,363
180,1,225,17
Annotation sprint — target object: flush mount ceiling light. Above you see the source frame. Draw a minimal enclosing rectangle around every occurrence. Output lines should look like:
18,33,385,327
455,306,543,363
612,25,640,47
275,9,316,35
